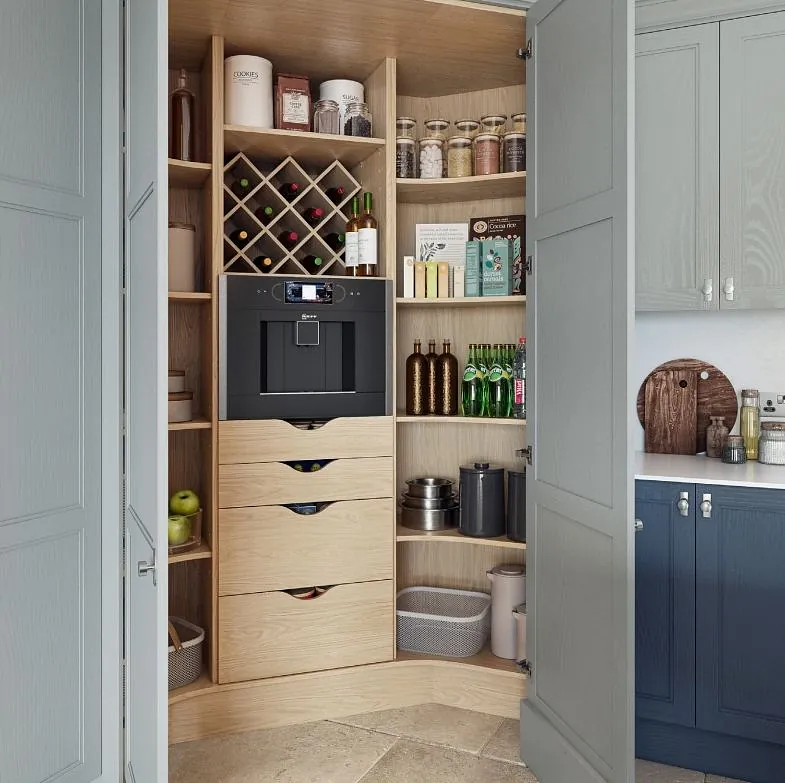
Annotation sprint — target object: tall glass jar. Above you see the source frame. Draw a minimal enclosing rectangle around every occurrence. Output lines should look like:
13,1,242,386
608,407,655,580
313,98,340,134
344,102,372,137
396,116,417,139
447,136,473,178
741,388,761,460
419,137,444,179
473,133,501,176
455,119,480,140
503,131,526,172
396,137,417,178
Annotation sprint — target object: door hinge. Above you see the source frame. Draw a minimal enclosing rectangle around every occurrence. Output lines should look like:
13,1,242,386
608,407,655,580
519,659,533,677
517,39,533,61
517,446,533,465
523,255,534,275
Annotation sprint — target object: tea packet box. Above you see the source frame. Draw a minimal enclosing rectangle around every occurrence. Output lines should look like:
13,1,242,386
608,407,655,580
481,239,513,296
465,240,483,297
469,215,525,295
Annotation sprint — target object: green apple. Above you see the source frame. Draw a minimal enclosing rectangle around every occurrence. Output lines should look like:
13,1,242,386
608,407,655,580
169,489,200,516
168,515,192,547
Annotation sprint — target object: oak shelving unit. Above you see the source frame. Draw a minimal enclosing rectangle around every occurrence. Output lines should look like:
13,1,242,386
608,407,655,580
168,158,212,188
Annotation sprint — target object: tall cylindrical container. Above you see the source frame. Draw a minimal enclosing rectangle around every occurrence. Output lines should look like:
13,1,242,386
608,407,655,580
741,388,761,461
224,55,273,128
459,462,505,538
168,223,196,292
436,340,459,415
487,565,526,659
405,340,428,416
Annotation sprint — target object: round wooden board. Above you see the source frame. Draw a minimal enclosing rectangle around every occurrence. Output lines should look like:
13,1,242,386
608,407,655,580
637,359,738,455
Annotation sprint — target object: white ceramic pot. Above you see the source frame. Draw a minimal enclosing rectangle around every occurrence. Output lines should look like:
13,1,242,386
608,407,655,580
487,564,526,659
225,55,274,128
319,79,364,135
168,223,196,292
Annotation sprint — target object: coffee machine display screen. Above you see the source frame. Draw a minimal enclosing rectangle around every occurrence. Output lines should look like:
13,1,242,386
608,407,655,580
285,281,333,305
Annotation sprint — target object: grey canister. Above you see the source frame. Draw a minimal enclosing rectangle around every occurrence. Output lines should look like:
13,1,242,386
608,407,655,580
459,462,505,538
506,469,527,543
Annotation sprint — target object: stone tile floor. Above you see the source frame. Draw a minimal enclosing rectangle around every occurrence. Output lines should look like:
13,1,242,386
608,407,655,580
169,703,750,782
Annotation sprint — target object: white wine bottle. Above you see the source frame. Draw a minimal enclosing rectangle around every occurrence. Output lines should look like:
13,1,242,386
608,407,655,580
356,192,378,277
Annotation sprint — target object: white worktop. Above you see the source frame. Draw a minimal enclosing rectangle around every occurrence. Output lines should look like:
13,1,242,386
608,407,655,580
636,452,785,490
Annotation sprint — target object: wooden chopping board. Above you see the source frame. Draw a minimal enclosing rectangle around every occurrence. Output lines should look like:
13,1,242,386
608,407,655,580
637,359,738,455
644,370,698,455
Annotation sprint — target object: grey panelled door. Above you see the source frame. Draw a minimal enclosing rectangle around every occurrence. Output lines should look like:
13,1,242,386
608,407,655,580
124,0,169,779
720,10,785,310
0,1,106,781
520,0,634,781
636,24,719,312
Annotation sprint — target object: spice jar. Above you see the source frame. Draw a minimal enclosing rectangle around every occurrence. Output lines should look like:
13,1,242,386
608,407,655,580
480,114,507,135
344,102,372,137
396,137,417,179
512,112,527,133
759,422,785,465
396,117,417,139
706,416,729,458
455,119,480,140
419,138,444,179
503,131,526,173
447,136,472,178
473,133,501,176
722,435,748,465
313,98,340,135
741,388,761,460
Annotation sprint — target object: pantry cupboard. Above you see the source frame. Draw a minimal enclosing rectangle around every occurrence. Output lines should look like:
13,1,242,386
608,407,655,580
127,0,635,781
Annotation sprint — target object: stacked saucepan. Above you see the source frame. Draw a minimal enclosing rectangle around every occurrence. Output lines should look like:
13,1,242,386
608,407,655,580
400,478,459,531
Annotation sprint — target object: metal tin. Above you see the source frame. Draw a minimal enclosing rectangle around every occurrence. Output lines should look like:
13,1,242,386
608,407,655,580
406,477,454,498
401,493,458,510
400,503,459,531
759,422,785,465
459,462,505,538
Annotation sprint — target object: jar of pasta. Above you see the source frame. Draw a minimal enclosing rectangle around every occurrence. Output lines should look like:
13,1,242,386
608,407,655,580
447,136,472,178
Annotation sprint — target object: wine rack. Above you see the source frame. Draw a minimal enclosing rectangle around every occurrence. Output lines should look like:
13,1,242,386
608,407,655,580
223,153,361,275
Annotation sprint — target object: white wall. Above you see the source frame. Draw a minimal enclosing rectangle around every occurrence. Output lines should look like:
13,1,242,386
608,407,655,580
635,310,785,446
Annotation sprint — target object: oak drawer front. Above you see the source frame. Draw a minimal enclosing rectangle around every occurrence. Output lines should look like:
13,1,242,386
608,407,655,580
219,499,394,595
218,580,394,683
219,417,394,464
219,457,394,508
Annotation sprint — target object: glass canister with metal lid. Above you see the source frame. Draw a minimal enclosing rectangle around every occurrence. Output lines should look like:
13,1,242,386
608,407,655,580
722,435,747,465
741,388,761,460
759,422,785,465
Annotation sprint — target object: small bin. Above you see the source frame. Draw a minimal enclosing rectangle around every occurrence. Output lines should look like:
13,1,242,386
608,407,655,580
396,586,491,658
168,508,203,556
168,616,205,690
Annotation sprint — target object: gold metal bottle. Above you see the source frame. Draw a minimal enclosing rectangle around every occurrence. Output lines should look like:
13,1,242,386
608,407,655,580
425,339,441,416
437,339,459,415
405,340,428,415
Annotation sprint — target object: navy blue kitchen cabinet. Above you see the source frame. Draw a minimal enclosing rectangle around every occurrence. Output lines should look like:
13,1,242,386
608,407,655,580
635,480,695,727
636,481,785,783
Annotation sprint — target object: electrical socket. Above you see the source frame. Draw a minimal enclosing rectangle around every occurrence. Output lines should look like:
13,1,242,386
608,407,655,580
759,392,785,418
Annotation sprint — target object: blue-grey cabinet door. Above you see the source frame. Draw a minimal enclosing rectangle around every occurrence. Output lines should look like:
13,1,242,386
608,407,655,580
635,481,696,727
696,485,785,745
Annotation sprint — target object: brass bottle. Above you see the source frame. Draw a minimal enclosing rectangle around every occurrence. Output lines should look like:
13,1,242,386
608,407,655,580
405,340,428,415
425,339,442,415
437,339,459,415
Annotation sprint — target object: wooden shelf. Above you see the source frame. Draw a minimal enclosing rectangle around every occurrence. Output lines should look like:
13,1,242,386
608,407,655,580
168,158,211,188
224,125,385,168
396,295,525,308
396,172,526,204
168,417,212,432
168,292,212,302
168,671,213,703
168,541,212,565
396,643,521,674
396,524,526,550
396,413,526,426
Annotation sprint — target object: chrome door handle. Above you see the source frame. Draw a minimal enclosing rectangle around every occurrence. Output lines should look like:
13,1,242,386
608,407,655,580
724,277,735,301
634,519,644,533
137,558,157,586
677,491,690,517
702,279,713,302
700,493,712,518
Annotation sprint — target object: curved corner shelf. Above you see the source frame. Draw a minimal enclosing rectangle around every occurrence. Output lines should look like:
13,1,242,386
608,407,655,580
168,158,212,188
168,417,212,432
396,644,523,675
396,295,525,308
168,541,212,565
396,171,526,204
396,413,525,426
396,524,526,549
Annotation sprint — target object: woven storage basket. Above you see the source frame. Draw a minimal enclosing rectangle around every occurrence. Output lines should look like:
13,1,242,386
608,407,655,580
396,587,491,658
168,617,204,690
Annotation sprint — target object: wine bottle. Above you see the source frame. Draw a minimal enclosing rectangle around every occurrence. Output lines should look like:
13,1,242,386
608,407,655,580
278,230,300,250
424,339,441,416
254,205,275,224
325,186,346,204
302,207,325,226
323,232,345,251
405,340,428,416
301,255,324,274
253,256,274,273
278,182,301,201
356,191,378,277
229,228,250,246
436,340,459,416
231,177,252,199
170,69,195,162
344,196,361,276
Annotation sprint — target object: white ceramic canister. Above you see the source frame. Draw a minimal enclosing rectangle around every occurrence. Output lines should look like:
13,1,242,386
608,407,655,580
487,564,526,659
319,79,364,135
168,223,196,292
168,370,186,393
225,55,274,128
512,603,527,663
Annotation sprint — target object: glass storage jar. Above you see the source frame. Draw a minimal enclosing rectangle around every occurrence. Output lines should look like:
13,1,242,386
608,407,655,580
473,133,500,176
511,112,527,133
455,119,480,140
419,137,444,179
722,435,748,465
313,98,340,135
741,388,761,460
423,118,450,140
344,101,373,137
447,136,473,178
396,116,417,139
759,422,785,465
396,137,417,178
706,416,729,458
503,131,526,172
480,114,507,135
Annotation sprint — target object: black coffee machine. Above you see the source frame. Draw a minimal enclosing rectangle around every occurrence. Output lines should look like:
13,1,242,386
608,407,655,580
219,275,392,420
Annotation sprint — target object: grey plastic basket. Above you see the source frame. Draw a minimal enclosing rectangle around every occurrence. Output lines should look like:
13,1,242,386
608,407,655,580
396,587,491,658
168,617,204,691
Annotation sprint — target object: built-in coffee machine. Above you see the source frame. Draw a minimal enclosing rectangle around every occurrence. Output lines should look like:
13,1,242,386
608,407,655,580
219,275,392,420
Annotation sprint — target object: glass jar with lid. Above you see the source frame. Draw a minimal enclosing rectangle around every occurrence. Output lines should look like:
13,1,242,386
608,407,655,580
455,119,480,140
447,136,472,178
741,388,761,460
419,137,444,179
313,98,340,135
396,116,417,139
759,422,785,465
423,118,450,140
344,102,373,137
480,114,507,135
722,435,748,465
473,133,501,176
396,137,417,178
511,112,527,133
503,131,526,173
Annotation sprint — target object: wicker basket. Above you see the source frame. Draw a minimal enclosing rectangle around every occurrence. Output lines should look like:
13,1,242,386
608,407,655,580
168,617,204,691
396,587,491,658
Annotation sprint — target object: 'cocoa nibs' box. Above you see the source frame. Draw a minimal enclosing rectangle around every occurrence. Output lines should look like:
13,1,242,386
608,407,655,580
274,74,311,131
469,215,526,295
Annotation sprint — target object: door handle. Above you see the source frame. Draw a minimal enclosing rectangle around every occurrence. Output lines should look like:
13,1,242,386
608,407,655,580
724,277,735,301
677,491,690,517
634,519,644,533
702,279,713,302
700,493,712,519
137,557,158,586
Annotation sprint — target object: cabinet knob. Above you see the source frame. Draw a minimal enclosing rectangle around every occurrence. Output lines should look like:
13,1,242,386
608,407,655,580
724,277,735,301
702,279,713,302
677,491,690,517
634,519,644,533
700,493,712,518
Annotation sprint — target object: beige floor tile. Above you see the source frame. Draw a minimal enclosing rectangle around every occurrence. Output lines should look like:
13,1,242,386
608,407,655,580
359,740,539,783
333,703,504,754
169,720,396,783
706,776,750,783
636,758,705,782
481,719,523,765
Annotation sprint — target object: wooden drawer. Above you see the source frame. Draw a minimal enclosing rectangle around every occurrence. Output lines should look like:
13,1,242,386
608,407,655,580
219,499,394,595
219,417,394,464
218,580,394,683
219,457,393,508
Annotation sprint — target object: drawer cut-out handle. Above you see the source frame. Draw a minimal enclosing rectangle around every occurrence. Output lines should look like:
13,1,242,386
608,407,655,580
284,419,331,431
282,459,334,473
284,501,334,516
283,585,336,601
